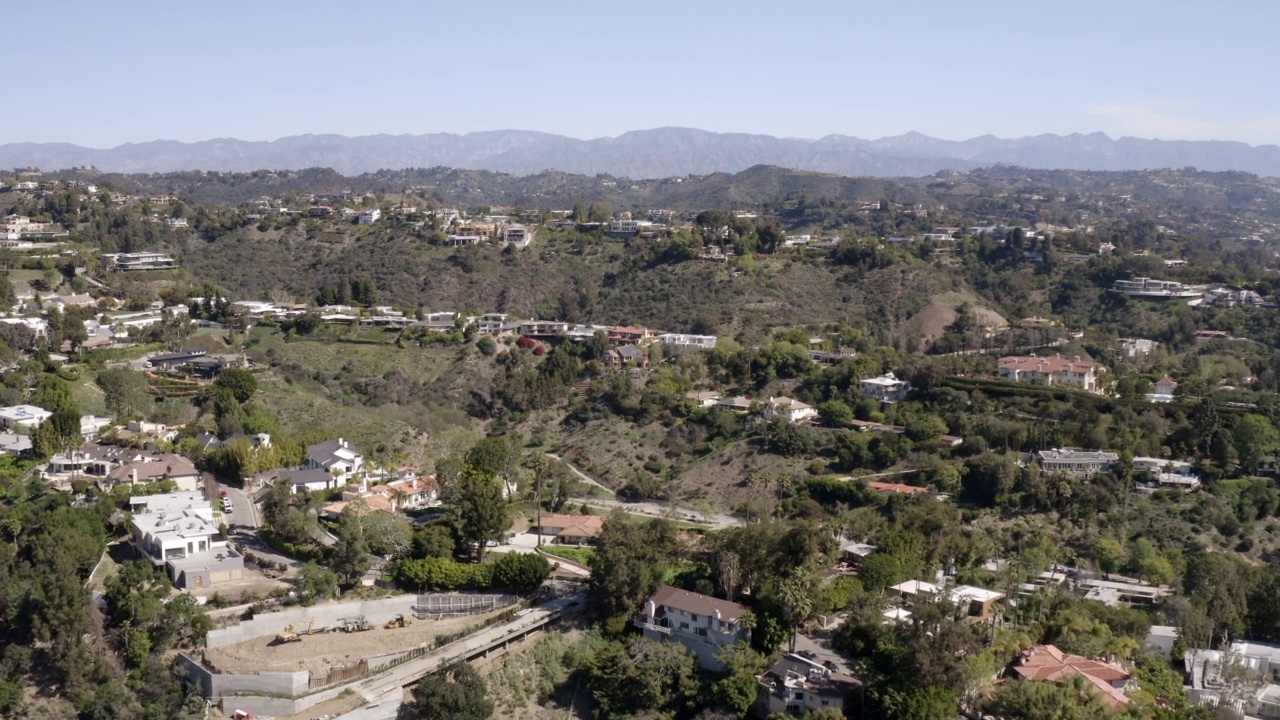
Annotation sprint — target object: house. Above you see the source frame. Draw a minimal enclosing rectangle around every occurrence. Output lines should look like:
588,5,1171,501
129,491,243,589
520,321,568,337
501,224,534,249
1009,644,1131,709
717,396,754,413
304,438,363,477
608,326,653,344
79,415,113,441
1078,577,1170,607
889,580,943,599
104,252,177,271
998,355,1104,393
530,513,606,545
1111,277,1203,299
762,397,816,424
1119,338,1159,360
604,344,649,368
866,481,929,495
356,208,381,225
0,404,51,430
106,454,201,491
145,349,224,377
274,468,342,494
165,217,188,228
636,586,752,670
0,433,32,456
324,475,439,517
1186,641,1280,718
1194,329,1233,343
685,391,721,408
1153,375,1178,396
309,205,334,217
757,654,862,716
1036,448,1119,478
47,293,96,311
1133,456,1201,490
840,542,877,568
860,372,911,403
657,333,717,354
949,585,1005,622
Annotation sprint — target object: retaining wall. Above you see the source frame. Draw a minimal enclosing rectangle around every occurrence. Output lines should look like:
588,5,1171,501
178,653,308,698
333,689,403,720
205,595,416,647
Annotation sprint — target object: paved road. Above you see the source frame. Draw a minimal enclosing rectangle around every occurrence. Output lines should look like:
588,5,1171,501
486,533,591,578
216,479,302,572
353,596,579,702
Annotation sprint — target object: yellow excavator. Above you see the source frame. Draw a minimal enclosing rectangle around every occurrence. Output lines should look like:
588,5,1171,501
384,614,414,630
274,618,314,644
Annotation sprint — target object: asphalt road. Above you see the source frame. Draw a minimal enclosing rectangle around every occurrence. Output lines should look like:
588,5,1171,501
215,479,302,572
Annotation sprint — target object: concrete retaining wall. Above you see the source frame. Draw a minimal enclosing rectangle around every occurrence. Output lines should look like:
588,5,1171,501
206,595,417,647
178,652,308,698
221,683,350,718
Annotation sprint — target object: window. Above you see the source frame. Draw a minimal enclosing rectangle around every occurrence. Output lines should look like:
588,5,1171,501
691,614,698,622
680,622,689,631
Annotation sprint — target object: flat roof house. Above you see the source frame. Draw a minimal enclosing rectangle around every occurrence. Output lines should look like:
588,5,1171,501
129,491,242,589
1036,448,1119,478
0,404,51,430
861,372,912,403
636,586,751,671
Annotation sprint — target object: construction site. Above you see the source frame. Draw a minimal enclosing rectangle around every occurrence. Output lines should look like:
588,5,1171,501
199,593,518,674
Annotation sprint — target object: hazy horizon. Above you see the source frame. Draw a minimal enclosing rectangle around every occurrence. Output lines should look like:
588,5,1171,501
6,0,1277,147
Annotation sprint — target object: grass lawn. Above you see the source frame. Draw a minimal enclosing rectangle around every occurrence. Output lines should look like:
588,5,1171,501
540,545,595,566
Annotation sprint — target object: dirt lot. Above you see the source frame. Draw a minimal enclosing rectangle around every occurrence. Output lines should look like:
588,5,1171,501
203,607,511,676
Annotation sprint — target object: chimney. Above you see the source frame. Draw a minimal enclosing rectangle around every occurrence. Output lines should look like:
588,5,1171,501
131,468,137,484
646,599,656,621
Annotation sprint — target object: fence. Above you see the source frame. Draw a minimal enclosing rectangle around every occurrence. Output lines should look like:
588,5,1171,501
309,659,369,689
412,593,517,619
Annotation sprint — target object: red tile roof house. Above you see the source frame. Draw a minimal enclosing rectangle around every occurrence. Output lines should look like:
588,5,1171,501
1007,644,1131,709
530,513,605,545
636,586,752,671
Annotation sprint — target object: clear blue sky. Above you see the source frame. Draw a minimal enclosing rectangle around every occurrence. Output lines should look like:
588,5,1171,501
7,0,1277,147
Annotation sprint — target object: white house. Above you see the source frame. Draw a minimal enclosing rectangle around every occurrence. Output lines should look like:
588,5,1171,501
860,372,912,403
0,404,52,430
129,491,243,589
636,586,751,671
304,438,364,477
999,355,1104,393
1036,448,1119,478
762,397,817,424
757,654,862,716
502,225,535,249
657,333,718,353
356,208,382,225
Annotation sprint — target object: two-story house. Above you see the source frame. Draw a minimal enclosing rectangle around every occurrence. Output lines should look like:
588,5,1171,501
636,586,751,670
1036,448,1119,478
757,654,862,716
129,491,243,589
998,355,1105,393
305,438,363,477
762,397,816,424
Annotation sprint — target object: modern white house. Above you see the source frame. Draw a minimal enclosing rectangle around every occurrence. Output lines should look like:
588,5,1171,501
0,404,52,430
104,252,177,271
502,224,534,249
129,491,243,589
1186,641,1280,718
657,333,718,354
1036,448,1119,478
1111,277,1204,299
860,372,912,403
1133,456,1201,490
356,208,382,225
636,586,751,671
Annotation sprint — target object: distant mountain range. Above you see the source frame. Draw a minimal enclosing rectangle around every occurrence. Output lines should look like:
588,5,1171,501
4,127,1280,178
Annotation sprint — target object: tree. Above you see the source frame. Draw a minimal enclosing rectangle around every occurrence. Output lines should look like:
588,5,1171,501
711,644,767,718
588,512,680,620
586,638,698,720
96,368,151,419
214,368,257,404
33,374,78,414
858,552,904,592
406,662,493,720
491,552,551,593
1234,413,1280,474
876,685,958,720
817,400,854,428
411,523,456,559
984,676,1111,719
452,465,510,560
1094,538,1125,578
296,561,339,604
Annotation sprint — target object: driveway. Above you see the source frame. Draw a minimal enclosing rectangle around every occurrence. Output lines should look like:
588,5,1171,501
575,498,742,529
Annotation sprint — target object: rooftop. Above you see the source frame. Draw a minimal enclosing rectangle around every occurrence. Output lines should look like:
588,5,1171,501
650,585,747,623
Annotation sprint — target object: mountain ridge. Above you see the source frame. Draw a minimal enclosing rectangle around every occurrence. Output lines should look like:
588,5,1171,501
5,127,1280,178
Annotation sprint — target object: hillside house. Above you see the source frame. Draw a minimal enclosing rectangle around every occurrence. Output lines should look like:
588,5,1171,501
129,491,242,589
106,453,200,491
685,391,721,408
998,354,1104,393
757,654,862,716
1186,642,1280,717
0,404,51,430
1111,277,1203,299
1036,448,1119,478
636,586,752,671
1154,375,1178,395
105,252,177,271
356,208,381,225
762,397,816,424
530,513,606,545
608,326,653,344
1009,644,1130,710
860,372,911,403
502,224,534,248
657,333,717,354
604,344,649,368
304,438,363,477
